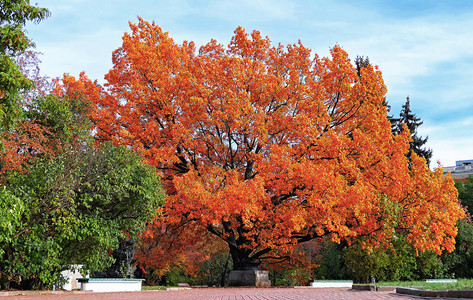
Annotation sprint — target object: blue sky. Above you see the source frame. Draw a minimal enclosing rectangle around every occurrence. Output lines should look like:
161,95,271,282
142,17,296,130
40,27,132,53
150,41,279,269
26,0,473,168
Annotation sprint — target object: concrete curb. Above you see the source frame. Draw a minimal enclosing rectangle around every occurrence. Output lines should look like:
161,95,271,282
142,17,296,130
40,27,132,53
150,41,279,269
352,285,396,292
396,287,473,298
352,284,376,291
0,290,93,297
376,286,397,292
165,287,192,291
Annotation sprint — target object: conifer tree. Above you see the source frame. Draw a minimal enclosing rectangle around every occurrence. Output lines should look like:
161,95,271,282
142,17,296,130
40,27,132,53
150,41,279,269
395,96,433,165
354,56,370,78
382,98,399,134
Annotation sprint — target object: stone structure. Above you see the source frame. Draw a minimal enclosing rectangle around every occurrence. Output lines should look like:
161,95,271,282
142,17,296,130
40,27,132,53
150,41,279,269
60,265,88,291
228,270,270,287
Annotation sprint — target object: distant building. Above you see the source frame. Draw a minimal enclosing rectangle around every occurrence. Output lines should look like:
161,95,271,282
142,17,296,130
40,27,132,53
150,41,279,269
442,159,473,180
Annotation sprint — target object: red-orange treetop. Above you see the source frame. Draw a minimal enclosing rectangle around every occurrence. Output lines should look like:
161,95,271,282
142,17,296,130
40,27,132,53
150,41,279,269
66,18,464,269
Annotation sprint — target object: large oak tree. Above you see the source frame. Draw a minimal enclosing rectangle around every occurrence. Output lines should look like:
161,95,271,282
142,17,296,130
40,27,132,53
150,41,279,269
69,19,464,270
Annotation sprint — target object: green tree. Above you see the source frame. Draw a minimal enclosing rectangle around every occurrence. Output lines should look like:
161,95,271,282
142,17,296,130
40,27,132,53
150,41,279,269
344,235,445,283
394,96,432,165
92,239,137,279
197,249,232,286
442,219,473,278
24,94,93,147
440,178,473,278
313,240,352,280
0,89,164,289
0,85,93,179
455,177,473,216
0,142,164,289
0,0,49,130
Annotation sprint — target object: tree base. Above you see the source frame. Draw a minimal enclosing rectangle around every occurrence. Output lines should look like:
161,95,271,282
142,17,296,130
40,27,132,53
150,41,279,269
228,270,270,287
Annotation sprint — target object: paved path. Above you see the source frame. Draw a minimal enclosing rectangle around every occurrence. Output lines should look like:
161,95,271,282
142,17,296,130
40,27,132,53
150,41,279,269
1,288,467,300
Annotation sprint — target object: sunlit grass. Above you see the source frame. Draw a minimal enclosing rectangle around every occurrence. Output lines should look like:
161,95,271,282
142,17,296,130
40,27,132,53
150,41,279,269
142,285,171,290
377,279,473,290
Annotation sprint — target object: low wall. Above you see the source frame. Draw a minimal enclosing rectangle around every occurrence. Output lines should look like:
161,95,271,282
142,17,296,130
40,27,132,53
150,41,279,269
78,278,144,293
397,287,473,298
352,284,396,291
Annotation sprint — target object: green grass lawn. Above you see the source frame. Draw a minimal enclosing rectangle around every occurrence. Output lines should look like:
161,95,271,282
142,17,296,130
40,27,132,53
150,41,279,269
142,285,170,290
143,280,473,291
377,279,473,290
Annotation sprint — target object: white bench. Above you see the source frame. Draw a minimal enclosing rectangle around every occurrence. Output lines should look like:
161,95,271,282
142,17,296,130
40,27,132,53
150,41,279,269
78,278,145,292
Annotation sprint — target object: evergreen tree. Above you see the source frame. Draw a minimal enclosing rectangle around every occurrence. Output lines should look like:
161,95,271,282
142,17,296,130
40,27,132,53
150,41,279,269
395,96,433,165
382,98,399,134
455,177,473,216
354,55,370,78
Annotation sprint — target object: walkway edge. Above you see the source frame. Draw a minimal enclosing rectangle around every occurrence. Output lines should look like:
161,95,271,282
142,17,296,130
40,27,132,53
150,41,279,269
0,290,93,297
396,287,473,298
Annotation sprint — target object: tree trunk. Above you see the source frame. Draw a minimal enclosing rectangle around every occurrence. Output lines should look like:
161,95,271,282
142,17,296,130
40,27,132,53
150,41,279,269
229,245,261,270
227,246,271,287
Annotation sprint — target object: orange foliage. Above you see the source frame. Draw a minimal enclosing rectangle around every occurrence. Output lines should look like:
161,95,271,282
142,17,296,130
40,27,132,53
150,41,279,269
0,121,53,179
65,18,464,267
0,51,55,179
262,239,322,284
136,215,227,278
